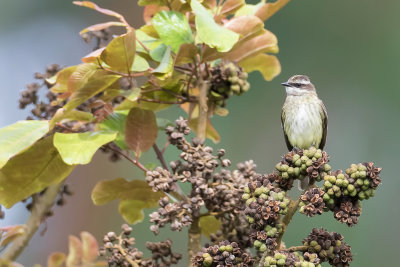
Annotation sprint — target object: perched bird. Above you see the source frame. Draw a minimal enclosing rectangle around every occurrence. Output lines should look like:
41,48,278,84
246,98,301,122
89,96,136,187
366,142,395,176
281,75,328,189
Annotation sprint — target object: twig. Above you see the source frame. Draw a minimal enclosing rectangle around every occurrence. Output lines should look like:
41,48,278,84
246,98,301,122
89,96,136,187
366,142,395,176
137,39,150,53
105,144,148,172
1,183,64,261
152,144,169,170
188,216,201,267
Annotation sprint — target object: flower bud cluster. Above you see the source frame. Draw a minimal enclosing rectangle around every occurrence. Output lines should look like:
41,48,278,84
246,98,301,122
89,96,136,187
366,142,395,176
243,175,289,251
275,148,331,190
192,241,254,267
263,251,321,267
302,228,352,267
210,61,250,107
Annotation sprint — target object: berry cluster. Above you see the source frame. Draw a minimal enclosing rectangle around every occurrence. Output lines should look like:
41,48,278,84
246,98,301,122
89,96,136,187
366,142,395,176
275,148,331,190
210,61,250,107
242,175,289,251
81,28,112,50
149,196,194,235
100,224,181,267
192,241,254,267
146,167,178,192
144,239,182,266
300,162,381,226
302,228,352,267
263,251,321,267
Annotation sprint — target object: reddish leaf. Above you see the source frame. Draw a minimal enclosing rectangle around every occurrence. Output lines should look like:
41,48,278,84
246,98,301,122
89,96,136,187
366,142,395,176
66,235,82,267
223,29,278,62
255,0,291,21
125,108,158,154
81,47,105,63
73,1,128,25
80,21,126,35
81,232,99,262
218,0,245,18
143,4,168,23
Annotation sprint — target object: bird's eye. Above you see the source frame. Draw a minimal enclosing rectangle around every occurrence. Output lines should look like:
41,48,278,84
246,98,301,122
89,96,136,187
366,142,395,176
294,83,302,88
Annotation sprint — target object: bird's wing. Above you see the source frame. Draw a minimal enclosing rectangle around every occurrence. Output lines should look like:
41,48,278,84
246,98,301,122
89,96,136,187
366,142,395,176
319,100,328,150
281,107,293,151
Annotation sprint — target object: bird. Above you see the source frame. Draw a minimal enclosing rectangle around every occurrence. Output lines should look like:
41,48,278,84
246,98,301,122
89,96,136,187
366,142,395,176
280,75,328,189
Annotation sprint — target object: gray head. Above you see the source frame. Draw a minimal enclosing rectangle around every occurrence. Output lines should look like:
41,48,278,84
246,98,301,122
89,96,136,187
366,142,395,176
281,75,316,96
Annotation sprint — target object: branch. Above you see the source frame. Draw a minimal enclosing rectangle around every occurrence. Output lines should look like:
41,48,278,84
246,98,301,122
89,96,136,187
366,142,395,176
1,183,64,261
188,216,201,267
152,144,169,171
197,77,210,141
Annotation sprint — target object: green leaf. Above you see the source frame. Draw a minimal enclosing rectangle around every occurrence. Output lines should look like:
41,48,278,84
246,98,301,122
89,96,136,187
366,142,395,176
100,29,136,73
125,108,158,154
199,215,221,238
138,0,166,6
152,10,193,53
91,178,164,224
156,118,174,131
191,0,239,52
149,43,167,62
0,137,75,208
152,46,172,74
238,53,281,81
63,71,120,112
131,54,150,72
136,29,162,53
97,111,129,149
0,120,49,169
54,131,117,165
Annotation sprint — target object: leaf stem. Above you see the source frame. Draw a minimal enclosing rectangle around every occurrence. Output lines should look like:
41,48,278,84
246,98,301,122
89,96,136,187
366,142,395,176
105,144,148,172
1,183,64,261
152,143,169,170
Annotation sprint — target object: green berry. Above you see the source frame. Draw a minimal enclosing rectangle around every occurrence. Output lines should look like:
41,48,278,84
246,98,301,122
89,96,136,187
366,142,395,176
242,193,250,200
259,244,267,252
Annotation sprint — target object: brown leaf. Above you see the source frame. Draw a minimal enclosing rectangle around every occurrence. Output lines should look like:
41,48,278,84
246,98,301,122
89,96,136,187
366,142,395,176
66,235,82,267
174,43,198,66
219,0,245,17
125,107,158,154
81,232,99,263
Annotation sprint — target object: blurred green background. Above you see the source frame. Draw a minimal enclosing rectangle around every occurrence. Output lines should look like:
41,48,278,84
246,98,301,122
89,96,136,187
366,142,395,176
1,0,399,266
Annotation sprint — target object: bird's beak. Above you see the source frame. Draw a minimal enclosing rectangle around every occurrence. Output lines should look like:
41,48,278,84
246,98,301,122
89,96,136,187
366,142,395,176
281,82,290,87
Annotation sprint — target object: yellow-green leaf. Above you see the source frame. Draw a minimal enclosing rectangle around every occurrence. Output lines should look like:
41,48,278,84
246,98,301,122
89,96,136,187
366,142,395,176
238,53,281,81
67,63,98,94
199,215,221,238
91,178,164,224
63,71,120,112
97,110,129,149
188,118,220,143
0,137,75,208
191,0,239,52
54,131,117,165
49,108,93,130
100,30,136,73
152,46,172,74
131,54,150,72
50,66,79,93
0,120,49,169
125,108,158,154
